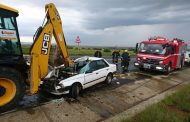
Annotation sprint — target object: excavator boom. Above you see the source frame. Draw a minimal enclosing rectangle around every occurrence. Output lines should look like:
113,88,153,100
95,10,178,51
30,3,72,94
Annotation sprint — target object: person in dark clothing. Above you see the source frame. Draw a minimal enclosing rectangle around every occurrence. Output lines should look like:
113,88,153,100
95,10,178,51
112,50,120,68
121,50,130,73
94,50,102,58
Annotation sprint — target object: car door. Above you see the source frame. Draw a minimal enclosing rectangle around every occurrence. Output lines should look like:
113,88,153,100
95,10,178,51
96,60,109,82
83,61,100,88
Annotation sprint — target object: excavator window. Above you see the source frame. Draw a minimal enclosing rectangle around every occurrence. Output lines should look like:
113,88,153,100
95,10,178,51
4,17,15,29
0,19,2,28
0,14,22,55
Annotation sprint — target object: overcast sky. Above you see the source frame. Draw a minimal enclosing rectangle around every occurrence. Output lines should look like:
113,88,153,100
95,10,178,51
1,0,190,47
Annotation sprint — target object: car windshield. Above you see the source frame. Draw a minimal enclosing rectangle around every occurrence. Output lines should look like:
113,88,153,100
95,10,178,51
74,60,89,74
139,43,166,55
79,63,89,74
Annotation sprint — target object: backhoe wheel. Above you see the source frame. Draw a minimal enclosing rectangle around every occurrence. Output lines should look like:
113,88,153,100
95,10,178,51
0,67,24,112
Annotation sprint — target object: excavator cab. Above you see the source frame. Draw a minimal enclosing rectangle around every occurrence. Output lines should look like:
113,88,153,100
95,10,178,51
0,6,21,55
0,4,27,111
0,3,72,112
0,4,26,70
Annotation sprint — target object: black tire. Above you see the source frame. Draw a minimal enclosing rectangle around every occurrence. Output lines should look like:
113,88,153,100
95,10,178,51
139,68,144,71
105,73,113,84
0,67,25,112
70,83,80,99
165,64,172,75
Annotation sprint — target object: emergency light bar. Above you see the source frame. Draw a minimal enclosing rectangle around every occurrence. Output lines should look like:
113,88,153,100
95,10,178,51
148,36,167,42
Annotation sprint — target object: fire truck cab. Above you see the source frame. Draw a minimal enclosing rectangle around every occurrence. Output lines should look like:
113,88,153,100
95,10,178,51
134,37,187,74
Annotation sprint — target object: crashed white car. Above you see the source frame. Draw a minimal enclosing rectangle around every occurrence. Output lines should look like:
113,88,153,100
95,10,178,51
41,56,117,98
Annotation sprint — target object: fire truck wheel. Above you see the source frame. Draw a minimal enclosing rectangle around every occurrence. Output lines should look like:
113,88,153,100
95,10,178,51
165,64,171,75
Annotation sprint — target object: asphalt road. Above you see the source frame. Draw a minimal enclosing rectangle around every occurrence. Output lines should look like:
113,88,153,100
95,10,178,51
104,57,137,72
70,56,137,72
24,55,137,72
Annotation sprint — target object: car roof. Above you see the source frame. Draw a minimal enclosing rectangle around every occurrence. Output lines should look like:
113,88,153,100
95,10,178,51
74,56,103,62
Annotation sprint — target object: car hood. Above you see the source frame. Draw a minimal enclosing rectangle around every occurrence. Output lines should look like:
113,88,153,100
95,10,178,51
109,63,116,67
61,73,84,82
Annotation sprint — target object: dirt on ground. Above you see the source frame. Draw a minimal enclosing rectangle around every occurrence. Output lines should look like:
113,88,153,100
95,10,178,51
1,67,190,122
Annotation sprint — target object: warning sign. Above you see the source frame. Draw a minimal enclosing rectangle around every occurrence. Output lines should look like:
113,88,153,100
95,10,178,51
0,29,17,40
75,36,81,43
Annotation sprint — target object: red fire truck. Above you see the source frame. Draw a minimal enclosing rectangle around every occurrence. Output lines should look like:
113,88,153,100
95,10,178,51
134,37,187,74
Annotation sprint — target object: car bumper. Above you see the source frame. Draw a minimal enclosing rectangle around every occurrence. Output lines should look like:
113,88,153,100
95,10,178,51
134,62,166,72
185,59,190,63
40,80,71,95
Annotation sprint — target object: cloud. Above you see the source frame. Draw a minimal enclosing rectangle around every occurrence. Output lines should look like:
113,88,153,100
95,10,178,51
64,23,190,47
1,0,190,48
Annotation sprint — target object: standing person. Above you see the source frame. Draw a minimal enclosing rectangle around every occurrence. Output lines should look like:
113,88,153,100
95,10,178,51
121,50,130,73
94,50,102,58
112,50,120,68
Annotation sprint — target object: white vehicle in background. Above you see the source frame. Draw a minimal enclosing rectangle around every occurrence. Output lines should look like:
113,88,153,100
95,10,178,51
42,56,117,98
185,51,190,65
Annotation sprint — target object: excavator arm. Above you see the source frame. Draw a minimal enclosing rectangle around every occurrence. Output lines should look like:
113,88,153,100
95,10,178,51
30,3,72,94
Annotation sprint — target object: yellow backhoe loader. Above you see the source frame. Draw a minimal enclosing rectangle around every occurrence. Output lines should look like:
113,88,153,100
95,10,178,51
0,3,72,111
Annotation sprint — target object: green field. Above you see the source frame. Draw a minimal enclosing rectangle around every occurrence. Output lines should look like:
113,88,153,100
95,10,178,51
22,45,136,57
122,84,190,122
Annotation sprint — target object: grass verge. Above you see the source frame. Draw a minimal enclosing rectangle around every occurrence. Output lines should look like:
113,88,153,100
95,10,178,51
22,45,136,57
122,84,190,122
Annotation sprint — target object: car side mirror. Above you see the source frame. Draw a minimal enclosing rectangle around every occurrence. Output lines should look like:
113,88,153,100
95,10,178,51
85,70,93,74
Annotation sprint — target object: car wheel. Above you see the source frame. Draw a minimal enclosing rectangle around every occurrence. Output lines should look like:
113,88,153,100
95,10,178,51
105,74,113,84
70,84,80,99
139,68,144,71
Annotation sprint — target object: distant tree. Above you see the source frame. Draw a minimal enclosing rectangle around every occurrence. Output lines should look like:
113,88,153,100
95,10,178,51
94,48,102,50
74,47,78,50
67,45,73,49
103,48,111,52
128,48,135,52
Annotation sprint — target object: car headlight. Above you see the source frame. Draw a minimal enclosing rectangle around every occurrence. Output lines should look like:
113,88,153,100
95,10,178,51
142,57,147,60
159,61,163,64
137,58,141,61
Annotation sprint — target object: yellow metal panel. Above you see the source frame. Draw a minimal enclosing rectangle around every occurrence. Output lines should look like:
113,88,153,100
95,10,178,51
0,4,18,13
30,23,53,94
29,3,73,94
46,3,73,66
